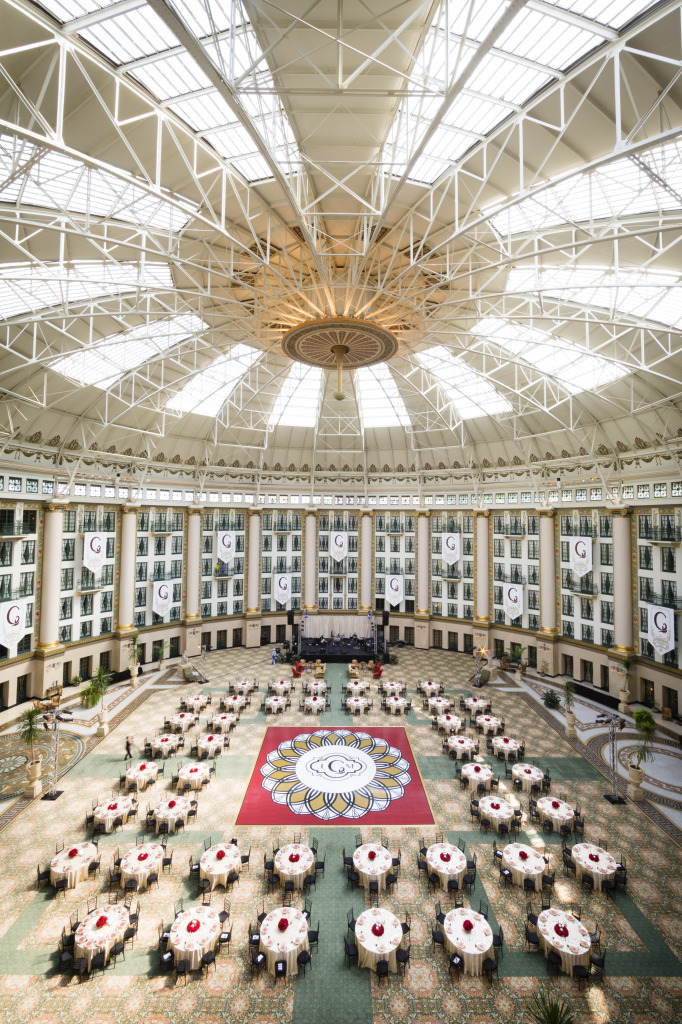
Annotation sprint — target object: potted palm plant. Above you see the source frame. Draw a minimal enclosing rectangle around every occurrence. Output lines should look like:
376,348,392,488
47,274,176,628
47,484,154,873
153,639,170,672
564,679,577,738
127,630,142,681
80,665,111,736
627,708,656,802
526,992,575,1024
509,643,528,679
542,689,562,710
19,706,43,798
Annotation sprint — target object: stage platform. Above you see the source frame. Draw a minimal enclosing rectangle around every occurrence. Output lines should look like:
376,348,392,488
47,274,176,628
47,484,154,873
298,638,376,663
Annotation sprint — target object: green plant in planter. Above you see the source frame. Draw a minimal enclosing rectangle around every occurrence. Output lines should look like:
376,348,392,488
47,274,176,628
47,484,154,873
18,707,42,764
80,665,111,716
127,630,142,675
542,689,562,710
526,992,576,1024
632,708,656,768
509,644,528,666
564,679,575,713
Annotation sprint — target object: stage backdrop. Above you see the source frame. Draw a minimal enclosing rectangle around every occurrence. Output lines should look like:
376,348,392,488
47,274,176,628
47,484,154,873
237,726,433,826
302,614,372,638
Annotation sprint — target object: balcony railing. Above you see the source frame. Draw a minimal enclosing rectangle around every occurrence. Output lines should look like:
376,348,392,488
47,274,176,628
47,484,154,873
0,523,29,538
151,518,172,534
213,565,236,578
569,582,599,597
503,524,526,537
639,526,682,544
494,571,527,584
148,569,174,582
561,524,597,537
77,576,102,592
0,583,34,602
641,590,682,610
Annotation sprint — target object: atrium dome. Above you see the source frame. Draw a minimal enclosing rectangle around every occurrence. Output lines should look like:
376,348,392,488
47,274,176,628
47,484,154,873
1,0,681,489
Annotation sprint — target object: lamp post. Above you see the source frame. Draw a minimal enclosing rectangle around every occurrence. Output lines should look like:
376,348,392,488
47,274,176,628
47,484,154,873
42,704,73,801
594,711,627,804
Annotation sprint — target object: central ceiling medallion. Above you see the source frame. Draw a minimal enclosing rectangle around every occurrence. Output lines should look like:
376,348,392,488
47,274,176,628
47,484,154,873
281,316,399,400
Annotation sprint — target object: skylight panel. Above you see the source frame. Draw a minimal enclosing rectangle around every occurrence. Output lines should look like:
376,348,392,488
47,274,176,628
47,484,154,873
506,267,682,329
416,346,513,419
269,365,324,428
130,54,213,101
52,314,207,390
0,262,173,321
80,7,179,65
473,317,627,394
496,9,605,69
356,364,410,430
37,0,119,22
165,344,260,416
543,0,658,29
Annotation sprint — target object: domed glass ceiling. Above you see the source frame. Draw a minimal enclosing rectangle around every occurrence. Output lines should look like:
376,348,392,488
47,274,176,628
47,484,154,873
0,0,681,484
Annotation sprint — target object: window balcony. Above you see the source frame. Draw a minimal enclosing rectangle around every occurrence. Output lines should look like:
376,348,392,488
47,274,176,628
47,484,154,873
640,526,682,544
569,582,599,597
640,590,682,610
0,582,33,602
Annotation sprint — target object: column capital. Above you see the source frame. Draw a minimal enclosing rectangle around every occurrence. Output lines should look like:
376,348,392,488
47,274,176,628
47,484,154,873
121,504,139,515
248,507,262,518
44,501,68,514
610,507,633,518
538,509,555,518
474,509,490,519
187,507,203,517
359,509,374,518
416,509,431,518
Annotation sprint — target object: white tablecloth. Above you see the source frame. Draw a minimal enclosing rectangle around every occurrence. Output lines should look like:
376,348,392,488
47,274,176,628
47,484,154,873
74,903,129,969
512,763,544,792
304,696,325,714
151,734,179,757
170,713,196,732
382,681,404,695
306,681,327,694
266,696,288,713
476,715,502,735
120,842,164,888
537,797,574,832
347,680,368,694
437,714,462,733
461,763,493,789
425,842,466,887
479,795,514,829
275,843,315,888
538,908,591,974
387,696,409,715
259,907,309,976
464,697,488,712
212,713,236,731
271,681,291,694
152,796,191,833
443,907,493,976
571,843,618,891
183,695,209,711
178,764,209,790
492,736,522,760
428,697,451,713
420,681,441,695
125,762,158,790
200,843,241,890
226,695,246,711
347,696,368,714
197,733,223,757
233,680,254,694
353,843,392,890
502,842,545,891
170,905,220,970
447,735,476,759
50,842,97,888
93,796,134,833
355,908,403,973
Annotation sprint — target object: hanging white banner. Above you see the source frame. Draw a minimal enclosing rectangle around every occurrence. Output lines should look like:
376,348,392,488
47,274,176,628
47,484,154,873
330,531,348,562
648,604,675,655
385,574,404,606
275,574,291,605
82,532,105,574
152,581,172,618
503,582,524,620
0,598,27,651
569,536,593,578
217,531,236,564
442,532,461,566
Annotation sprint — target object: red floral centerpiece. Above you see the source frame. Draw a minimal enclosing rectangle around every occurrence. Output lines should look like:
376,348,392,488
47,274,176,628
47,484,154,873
107,803,118,810
525,768,532,774
368,850,377,861
207,736,214,741
233,696,238,700
96,915,108,928
289,853,300,863
139,764,147,770
277,918,288,932
161,738,168,743
462,920,474,933
589,853,599,863
503,737,509,743
485,717,490,721
440,852,451,862
68,848,79,858
138,852,148,861
554,923,569,938
474,765,481,773
490,802,500,810
552,800,560,809
313,697,317,702
216,849,226,860
445,715,451,720
179,713,185,718
371,923,384,937
168,800,176,808
190,767,198,773
187,919,201,933
519,850,528,861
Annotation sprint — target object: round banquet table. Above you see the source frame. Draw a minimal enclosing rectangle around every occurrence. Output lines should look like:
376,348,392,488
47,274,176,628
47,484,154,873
233,679,254,693
425,842,466,887
437,713,462,733
304,696,325,714
93,795,134,833
170,712,196,732
570,842,618,891
461,763,493,790
537,796,574,833
226,694,246,711
464,696,488,712
178,763,209,790
479,794,514,828
152,795,191,833
271,680,291,695
353,843,392,891
447,735,476,759
347,680,368,694
120,842,164,888
200,842,241,890
125,761,158,791
538,908,591,975
512,763,544,792
476,715,502,735
275,843,315,888
420,681,441,695
492,736,522,760
74,903,129,970
347,696,368,714
184,695,209,711
212,712,236,731
355,907,403,973
197,733,223,757
443,907,493,976
306,680,327,694
502,842,545,891
259,907,309,976
387,696,409,715
382,681,403,695
170,905,220,970
265,695,288,714
50,842,98,888
428,696,451,713
151,734,179,757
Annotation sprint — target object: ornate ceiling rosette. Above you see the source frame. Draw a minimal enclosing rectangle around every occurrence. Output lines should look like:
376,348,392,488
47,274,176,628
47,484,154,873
260,729,411,820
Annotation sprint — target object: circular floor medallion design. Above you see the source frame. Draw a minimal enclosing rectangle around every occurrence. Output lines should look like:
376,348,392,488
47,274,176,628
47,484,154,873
260,729,411,820
281,317,399,368
0,754,27,775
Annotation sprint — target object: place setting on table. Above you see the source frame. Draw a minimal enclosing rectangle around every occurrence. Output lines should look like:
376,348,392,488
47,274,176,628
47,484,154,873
304,695,325,714
197,733,223,757
265,695,289,714
226,694,246,711
512,762,544,792
461,762,493,790
73,902,129,971
570,842,618,890
537,907,591,974
347,695,369,714
306,680,327,694
271,680,292,695
537,796,575,833
211,712,237,731
443,906,493,976
382,680,404,695
183,694,210,711
464,696,489,713
419,680,442,696
386,695,409,715
347,679,368,694
479,794,514,831
425,840,467,888
428,696,451,714
501,842,545,891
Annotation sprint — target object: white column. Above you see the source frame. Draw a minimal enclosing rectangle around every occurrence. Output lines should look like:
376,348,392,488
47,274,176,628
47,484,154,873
416,512,430,616
37,502,65,650
359,512,373,612
474,511,489,622
539,510,557,634
116,506,137,632
185,509,202,621
304,511,317,611
247,509,261,614
612,509,634,653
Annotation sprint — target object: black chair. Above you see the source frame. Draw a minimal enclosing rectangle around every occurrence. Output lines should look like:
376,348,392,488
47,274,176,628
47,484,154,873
449,952,463,979
201,949,217,974
175,958,190,984
547,949,563,974
274,959,287,982
346,867,360,890
482,953,499,981
70,956,88,981
573,963,590,989
36,865,51,890
525,925,540,952
307,921,319,952
401,912,411,936
590,950,606,981
435,901,446,925
431,928,445,950
347,909,356,934
54,877,68,897
376,959,390,984
250,949,266,976
344,937,358,968
249,925,261,948
463,866,476,892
